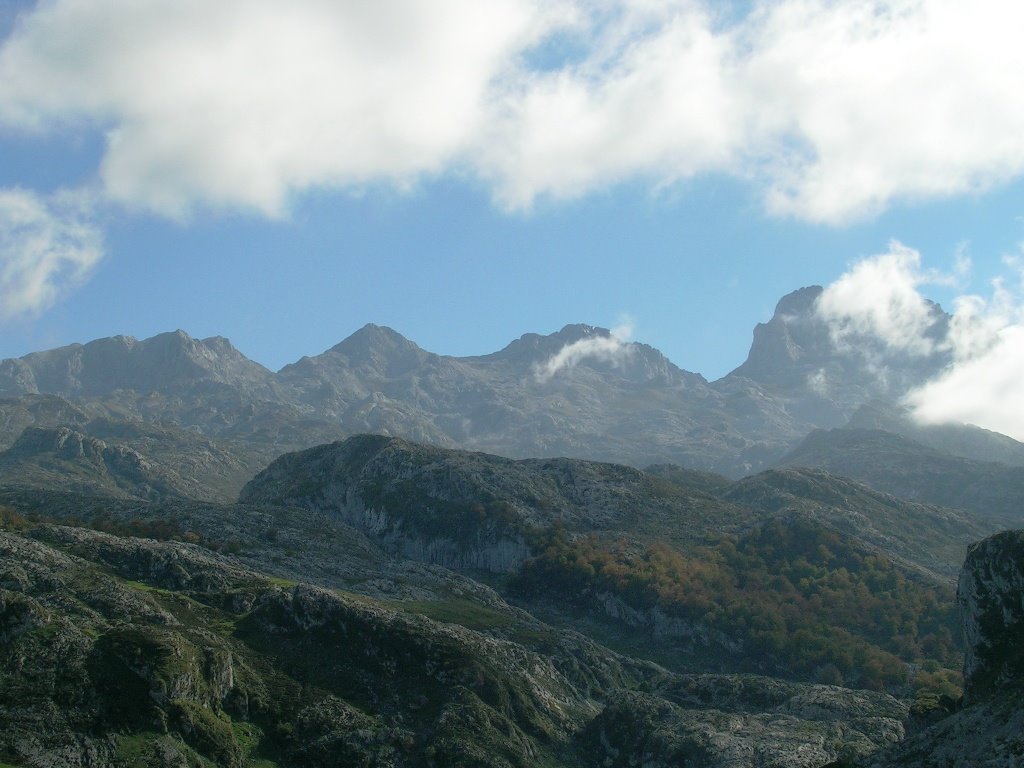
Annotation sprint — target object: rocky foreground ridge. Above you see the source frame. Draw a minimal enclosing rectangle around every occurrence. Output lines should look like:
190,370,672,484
1,427,1022,766
2,492,1021,766
1,503,909,768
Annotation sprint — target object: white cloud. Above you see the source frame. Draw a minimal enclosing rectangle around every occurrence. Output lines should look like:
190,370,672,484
904,255,1024,439
485,0,1024,220
480,1,744,209
0,188,103,319
817,245,1024,441
534,320,635,381
1,0,1024,222
741,0,1024,222
0,0,559,218
816,241,944,356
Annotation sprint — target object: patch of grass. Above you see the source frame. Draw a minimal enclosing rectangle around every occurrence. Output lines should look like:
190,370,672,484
509,627,561,650
231,721,279,767
112,732,214,768
112,733,185,767
388,599,516,631
170,700,240,766
264,576,297,589
124,579,162,593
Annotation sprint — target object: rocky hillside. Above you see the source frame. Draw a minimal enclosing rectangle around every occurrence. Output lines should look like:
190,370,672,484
239,436,971,696
723,466,993,579
0,493,911,768
242,436,991,582
776,428,1024,530
238,434,755,572
0,424,262,503
846,401,1024,467
3,427,1019,766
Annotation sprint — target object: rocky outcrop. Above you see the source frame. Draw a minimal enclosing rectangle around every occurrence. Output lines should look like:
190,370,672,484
958,529,1024,701
859,529,1024,766
239,434,755,573
581,684,906,768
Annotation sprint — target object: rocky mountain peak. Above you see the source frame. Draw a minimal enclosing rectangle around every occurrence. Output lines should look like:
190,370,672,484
484,323,612,365
327,323,419,355
553,322,607,341
307,324,428,370
727,286,831,382
0,330,271,398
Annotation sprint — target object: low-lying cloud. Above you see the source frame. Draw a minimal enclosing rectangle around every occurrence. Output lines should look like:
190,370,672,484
816,242,956,357
534,321,635,382
817,244,1024,441
1,0,1023,222
0,187,103,320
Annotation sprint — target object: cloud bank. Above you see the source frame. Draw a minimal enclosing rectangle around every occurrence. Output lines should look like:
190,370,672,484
535,321,635,381
817,244,1024,441
1,0,1023,222
0,188,103,319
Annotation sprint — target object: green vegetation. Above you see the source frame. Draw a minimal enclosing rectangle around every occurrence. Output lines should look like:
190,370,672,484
515,517,962,694
360,477,524,542
0,504,29,531
0,503,247,554
389,598,517,631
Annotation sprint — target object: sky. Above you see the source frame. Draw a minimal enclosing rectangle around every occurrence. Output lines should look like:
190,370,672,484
1,0,1023,436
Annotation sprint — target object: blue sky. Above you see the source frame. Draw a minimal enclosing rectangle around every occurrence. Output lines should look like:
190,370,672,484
1,0,1023,399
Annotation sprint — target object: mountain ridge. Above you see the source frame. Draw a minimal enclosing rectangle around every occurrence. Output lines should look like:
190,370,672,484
0,285,1006,481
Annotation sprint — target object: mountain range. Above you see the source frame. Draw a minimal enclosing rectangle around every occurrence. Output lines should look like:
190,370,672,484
0,284,1003,486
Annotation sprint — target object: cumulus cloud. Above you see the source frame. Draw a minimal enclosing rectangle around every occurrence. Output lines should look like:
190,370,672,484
0,188,103,319
481,1,743,209
817,245,1024,441
534,320,635,381
0,0,559,217
904,256,1024,439
816,242,946,356
1,0,1024,222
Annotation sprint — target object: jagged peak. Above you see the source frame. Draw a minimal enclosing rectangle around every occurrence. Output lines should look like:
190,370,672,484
325,323,424,356
773,285,824,319
484,323,613,362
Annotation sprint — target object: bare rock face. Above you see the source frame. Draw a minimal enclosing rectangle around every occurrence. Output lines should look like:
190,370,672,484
958,529,1024,702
